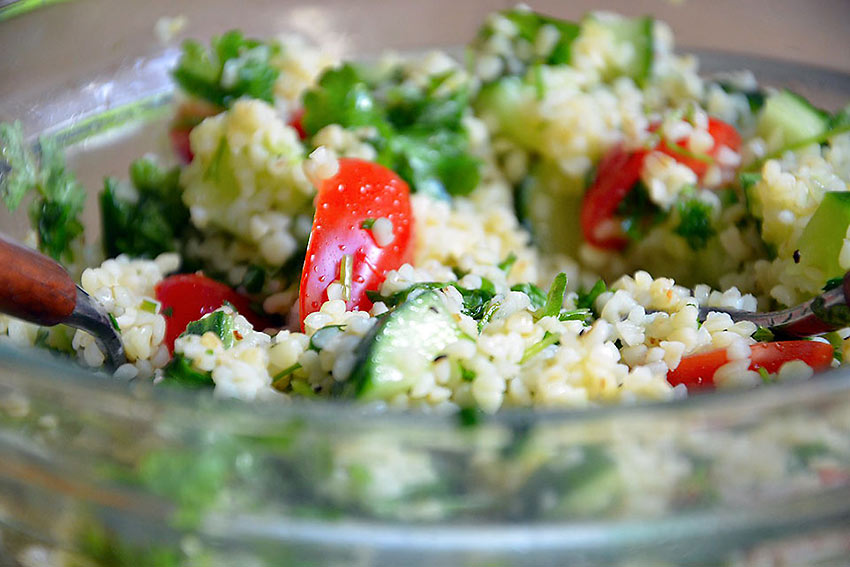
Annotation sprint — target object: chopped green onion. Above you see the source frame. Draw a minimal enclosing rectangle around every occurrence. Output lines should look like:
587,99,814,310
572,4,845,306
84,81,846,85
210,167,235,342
757,366,771,383
360,218,376,229
140,298,160,314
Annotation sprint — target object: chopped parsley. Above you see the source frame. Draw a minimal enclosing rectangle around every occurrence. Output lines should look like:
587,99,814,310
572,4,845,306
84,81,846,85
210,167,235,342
752,326,775,342
183,311,235,349
520,331,560,364
162,354,214,389
510,282,547,310
617,182,666,242
0,122,86,264
534,272,568,319
498,252,518,274
302,62,481,198
172,30,280,108
674,197,716,251
100,157,189,259
576,279,607,312
367,282,497,321
459,363,476,382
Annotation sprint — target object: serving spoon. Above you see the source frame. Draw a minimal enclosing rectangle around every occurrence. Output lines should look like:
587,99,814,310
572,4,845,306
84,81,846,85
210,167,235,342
0,234,126,368
696,271,850,337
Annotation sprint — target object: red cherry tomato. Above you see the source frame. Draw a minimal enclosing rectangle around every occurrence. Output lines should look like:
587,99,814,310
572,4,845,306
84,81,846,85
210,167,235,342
656,117,742,178
288,108,307,139
582,117,741,251
155,274,271,352
580,146,648,250
667,340,834,390
299,158,413,325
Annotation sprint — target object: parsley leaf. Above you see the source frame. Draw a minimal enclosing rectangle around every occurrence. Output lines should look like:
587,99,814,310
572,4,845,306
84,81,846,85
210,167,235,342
172,30,280,108
534,272,567,319
100,157,189,259
367,282,496,321
674,197,716,250
302,62,481,198
752,326,775,342
576,279,607,312
0,121,39,211
162,354,214,389
617,182,666,242
511,282,547,310
1,123,86,263
183,311,236,349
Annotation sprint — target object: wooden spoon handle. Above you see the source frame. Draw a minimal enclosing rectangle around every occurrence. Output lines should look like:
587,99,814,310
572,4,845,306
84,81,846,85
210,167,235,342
0,234,77,326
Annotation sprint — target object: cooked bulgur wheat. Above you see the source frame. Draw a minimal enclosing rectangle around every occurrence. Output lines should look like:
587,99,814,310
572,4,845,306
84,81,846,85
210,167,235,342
2,9,849,414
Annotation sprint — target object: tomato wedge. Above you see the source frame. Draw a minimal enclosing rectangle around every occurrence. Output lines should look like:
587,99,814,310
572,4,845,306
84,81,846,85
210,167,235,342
299,158,413,325
667,340,834,390
155,273,271,352
581,117,741,251
580,147,648,249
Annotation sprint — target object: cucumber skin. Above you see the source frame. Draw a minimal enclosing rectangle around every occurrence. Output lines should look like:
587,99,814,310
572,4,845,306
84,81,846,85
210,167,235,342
798,191,850,280
343,290,460,401
757,90,830,153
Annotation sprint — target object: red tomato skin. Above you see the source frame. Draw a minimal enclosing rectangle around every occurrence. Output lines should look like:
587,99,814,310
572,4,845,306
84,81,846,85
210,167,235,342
155,274,269,353
288,108,307,139
169,127,194,164
667,340,834,390
656,117,742,178
580,147,647,250
581,118,741,251
748,341,833,374
299,158,413,326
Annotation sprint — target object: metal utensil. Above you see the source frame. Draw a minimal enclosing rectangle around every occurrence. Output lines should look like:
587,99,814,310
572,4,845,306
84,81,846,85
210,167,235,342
698,272,850,337
0,234,126,368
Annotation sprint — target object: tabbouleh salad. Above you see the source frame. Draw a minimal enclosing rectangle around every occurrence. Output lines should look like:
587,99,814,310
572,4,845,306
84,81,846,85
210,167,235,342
2,6,850,414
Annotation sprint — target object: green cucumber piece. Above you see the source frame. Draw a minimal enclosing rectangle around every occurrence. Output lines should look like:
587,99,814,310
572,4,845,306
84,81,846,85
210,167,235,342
798,191,850,280
474,77,542,150
344,290,461,400
757,90,830,154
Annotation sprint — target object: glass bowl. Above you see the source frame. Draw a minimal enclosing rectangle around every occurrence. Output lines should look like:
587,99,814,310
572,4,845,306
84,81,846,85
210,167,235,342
1,1,849,565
